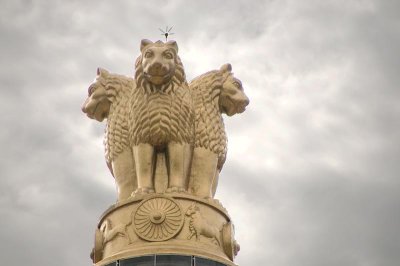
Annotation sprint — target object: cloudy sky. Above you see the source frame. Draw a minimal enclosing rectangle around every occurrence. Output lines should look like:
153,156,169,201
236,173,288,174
1,0,399,265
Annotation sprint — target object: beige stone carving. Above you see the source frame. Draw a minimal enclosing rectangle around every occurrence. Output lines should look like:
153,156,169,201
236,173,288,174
82,39,249,266
91,218,133,263
82,68,137,202
186,203,221,246
189,64,249,198
93,194,238,265
130,39,194,195
91,228,103,263
222,222,240,260
100,219,131,245
133,196,184,241
82,42,249,201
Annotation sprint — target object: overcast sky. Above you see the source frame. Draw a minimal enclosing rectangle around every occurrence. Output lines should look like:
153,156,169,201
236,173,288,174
1,0,399,265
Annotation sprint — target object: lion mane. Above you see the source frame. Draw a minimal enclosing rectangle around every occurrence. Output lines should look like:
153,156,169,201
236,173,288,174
99,70,133,164
190,68,232,169
130,47,194,147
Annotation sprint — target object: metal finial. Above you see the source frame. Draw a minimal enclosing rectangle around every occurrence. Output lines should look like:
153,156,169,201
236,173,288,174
158,26,175,42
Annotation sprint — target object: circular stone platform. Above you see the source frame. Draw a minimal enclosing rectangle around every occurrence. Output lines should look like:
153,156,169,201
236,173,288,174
92,194,239,266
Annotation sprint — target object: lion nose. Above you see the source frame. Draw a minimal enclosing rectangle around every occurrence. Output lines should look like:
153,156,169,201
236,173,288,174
236,96,249,113
148,62,166,75
81,99,88,113
150,62,162,71
241,96,250,107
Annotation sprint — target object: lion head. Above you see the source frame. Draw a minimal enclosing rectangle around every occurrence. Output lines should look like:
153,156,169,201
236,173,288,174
82,68,111,122
219,64,249,116
134,39,186,93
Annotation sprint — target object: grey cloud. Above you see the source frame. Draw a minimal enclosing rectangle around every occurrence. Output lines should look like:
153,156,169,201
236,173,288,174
1,0,399,266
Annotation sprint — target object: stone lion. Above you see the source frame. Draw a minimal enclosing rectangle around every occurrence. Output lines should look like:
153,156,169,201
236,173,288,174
188,64,249,198
82,68,137,201
129,39,194,194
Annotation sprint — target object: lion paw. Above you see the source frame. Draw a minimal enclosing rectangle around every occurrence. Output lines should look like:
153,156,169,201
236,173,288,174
166,187,186,193
132,187,155,196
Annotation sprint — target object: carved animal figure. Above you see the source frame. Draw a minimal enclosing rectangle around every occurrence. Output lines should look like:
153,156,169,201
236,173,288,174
92,218,128,262
188,64,249,198
100,219,129,244
91,228,104,263
186,203,221,246
130,39,194,194
82,68,137,201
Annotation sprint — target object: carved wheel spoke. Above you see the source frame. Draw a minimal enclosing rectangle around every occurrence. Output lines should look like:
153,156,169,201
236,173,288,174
134,197,183,241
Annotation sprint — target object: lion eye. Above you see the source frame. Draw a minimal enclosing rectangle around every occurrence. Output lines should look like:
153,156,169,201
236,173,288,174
164,52,173,59
144,51,153,58
88,86,96,95
233,81,241,88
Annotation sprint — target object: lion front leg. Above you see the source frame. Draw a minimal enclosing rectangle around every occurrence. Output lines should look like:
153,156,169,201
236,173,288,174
211,171,220,198
112,148,137,201
189,147,218,198
166,142,191,193
132,143,155,195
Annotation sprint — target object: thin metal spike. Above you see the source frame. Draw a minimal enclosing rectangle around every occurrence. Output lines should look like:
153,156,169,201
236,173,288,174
158,26,175,41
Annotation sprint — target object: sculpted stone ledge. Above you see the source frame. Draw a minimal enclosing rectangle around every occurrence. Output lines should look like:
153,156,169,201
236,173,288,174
92,194,239,265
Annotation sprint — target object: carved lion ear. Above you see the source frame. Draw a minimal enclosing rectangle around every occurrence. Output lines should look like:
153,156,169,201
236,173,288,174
140,39,153,52
97,67,108,77
166,40,178,53
220,63,232,73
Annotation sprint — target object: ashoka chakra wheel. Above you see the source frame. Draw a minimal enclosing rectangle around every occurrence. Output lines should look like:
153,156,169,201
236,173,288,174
134,197,183,241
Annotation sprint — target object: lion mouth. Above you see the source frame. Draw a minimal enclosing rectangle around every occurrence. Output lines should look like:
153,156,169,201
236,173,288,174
89,101,109,121
221,98,248,116
86,101,99,117
144,72,172,85
221,98,236,116
236,104,247,114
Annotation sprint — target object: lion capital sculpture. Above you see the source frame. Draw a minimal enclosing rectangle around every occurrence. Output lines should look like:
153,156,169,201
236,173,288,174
83,39,249,266
82,39,249,201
